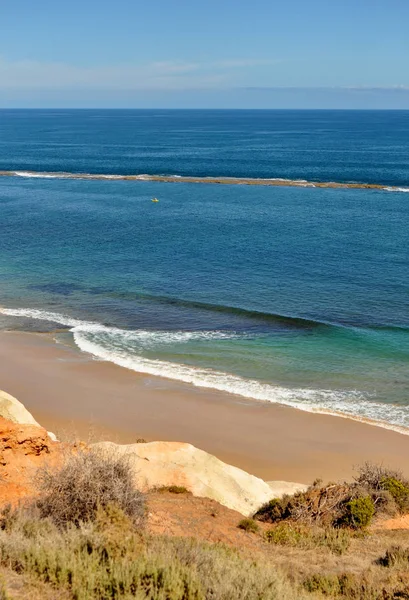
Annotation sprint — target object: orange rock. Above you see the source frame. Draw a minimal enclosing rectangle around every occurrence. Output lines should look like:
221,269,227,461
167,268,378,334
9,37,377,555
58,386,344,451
0,417,63,506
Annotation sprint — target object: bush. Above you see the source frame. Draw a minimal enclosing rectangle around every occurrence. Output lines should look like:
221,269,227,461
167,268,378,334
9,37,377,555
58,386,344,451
265,523,304,546
355,462,407,491
265,523,351,555
237,518,259,533
34,448,146,528
254,497,287,522
160,485,189,494
379,477,409,513
255,464,409,531
255,485,353,527
303,573,341,595
339,496,375,529
303,572,381,598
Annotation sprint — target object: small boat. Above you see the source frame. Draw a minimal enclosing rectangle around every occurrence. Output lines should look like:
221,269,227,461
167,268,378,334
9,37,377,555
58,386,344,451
151,198,159,203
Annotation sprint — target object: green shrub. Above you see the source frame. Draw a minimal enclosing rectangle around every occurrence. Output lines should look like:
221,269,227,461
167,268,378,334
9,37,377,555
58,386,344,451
34,448,146,528
237,518,259,533
303,572,382,598
254,498,286,522
303,573,341,595
340,496,375,529
265,523,350,555
157,485,190,494
265,523,304,546
380,477,409,513
167,485,189,494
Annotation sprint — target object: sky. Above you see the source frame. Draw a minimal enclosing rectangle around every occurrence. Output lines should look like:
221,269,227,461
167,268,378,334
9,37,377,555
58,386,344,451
1,0,409,108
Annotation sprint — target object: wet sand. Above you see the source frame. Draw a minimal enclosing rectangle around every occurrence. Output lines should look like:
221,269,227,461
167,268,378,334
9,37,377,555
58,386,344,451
1,330,409,483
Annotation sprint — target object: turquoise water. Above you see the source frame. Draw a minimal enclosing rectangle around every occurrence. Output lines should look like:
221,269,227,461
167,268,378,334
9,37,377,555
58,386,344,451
0,110,408,431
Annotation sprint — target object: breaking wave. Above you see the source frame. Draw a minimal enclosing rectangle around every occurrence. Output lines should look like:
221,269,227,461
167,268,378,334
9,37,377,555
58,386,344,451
1,305,409,435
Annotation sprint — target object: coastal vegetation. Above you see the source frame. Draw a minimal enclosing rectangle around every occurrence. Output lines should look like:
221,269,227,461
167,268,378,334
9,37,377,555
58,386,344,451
254,463,409,530
0,449,301,599
1,451,409,598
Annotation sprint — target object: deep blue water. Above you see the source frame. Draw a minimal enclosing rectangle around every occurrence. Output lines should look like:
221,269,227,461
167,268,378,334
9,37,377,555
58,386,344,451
0,110,408,431
1,109,409,186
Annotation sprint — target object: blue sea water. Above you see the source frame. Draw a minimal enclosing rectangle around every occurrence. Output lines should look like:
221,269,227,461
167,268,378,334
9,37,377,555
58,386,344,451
0,109,408,431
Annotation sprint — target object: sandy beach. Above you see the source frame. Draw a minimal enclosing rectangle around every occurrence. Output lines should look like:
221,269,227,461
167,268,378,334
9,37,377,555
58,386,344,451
1,330,409,484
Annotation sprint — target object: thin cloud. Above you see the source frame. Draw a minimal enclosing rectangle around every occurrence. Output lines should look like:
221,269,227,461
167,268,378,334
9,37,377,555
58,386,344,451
245,85,409,94
343,85,409,93
0,57,280,90
213,59,282,68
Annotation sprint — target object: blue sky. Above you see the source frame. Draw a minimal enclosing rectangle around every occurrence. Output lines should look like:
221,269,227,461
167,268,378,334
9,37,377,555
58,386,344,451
1,0,409,108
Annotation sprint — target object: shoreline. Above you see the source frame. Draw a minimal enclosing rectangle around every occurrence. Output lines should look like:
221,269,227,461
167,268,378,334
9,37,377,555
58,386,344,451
1,169,408,192
1,330,409,483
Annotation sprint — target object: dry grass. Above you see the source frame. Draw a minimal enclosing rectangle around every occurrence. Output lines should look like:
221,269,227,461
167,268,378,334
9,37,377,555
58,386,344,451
0,567,70,600
0,577,9,600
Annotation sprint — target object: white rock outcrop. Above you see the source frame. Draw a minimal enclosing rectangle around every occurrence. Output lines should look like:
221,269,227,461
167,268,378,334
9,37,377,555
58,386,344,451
0,390,57,441
92,440,306,516
0,390,41,426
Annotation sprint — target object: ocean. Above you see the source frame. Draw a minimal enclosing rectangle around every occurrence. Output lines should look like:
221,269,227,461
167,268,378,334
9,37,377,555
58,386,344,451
0,109,408,432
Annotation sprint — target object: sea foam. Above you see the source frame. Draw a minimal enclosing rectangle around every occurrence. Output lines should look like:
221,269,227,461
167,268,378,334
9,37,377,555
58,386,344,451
384,187,409,193
14,171,62,179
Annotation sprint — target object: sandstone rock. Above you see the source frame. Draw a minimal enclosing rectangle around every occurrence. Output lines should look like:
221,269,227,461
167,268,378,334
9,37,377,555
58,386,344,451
0,390,57,441
92,440,303,516
0,416,62,505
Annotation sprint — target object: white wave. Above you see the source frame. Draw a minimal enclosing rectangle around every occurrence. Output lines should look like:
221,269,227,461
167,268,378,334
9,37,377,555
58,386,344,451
0,307,88,328
14,171,62,179
2,305,409,434
384,186,409,193
0,307,240,348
